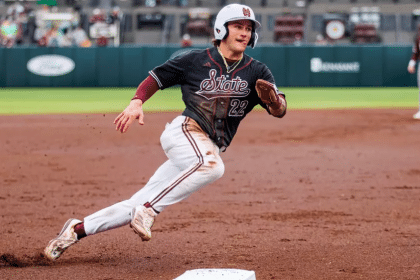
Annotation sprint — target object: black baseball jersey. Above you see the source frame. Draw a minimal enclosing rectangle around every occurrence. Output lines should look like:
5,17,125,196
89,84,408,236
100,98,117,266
149,47,284,150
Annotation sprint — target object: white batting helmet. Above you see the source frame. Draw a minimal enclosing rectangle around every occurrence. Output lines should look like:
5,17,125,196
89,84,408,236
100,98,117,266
213,4,261,48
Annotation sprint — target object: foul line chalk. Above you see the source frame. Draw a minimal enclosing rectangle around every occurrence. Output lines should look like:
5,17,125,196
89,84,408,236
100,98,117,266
173,268,256,280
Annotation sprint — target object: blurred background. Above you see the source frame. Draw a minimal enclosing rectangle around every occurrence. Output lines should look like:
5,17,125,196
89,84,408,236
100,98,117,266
1,0,419,88
2,0,420,47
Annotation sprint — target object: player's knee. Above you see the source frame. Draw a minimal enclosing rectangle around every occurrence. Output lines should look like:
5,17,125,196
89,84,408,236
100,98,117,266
204,156,224,181
214,159,225,180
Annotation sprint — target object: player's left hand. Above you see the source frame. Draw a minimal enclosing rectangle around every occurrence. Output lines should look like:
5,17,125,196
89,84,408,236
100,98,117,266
408,65,416,74
114,99,144,133
255,79,281,107
255,79,287,117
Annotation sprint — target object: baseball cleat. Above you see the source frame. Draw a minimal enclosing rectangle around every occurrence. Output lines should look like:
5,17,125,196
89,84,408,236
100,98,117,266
413,110,420,120
44,218,82,261
130,206,157,241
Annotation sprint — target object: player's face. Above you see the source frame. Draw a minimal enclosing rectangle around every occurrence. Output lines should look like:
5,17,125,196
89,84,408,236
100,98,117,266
225,20,253,54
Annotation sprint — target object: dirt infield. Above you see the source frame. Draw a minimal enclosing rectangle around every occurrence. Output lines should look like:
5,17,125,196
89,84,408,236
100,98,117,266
1,109,420,280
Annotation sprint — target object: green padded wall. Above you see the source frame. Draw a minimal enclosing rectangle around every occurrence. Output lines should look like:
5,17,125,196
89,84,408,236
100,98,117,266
0,45,416,88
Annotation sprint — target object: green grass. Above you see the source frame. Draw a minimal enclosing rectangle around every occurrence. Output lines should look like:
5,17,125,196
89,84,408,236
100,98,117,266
286,87,418,110
0,87,418,115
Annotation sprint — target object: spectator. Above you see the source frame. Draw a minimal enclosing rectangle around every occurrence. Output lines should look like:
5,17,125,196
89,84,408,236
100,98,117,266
71,24,91,47
7,2,24,18
45,24,60,47
107,6,123,24
15,4,30,44
90,8,105,24
34,21,50,46
90,19,109,46
32,4,84,47
60,27,73,47
315,34,327,46
108,6,125,44
45,23,72,47
66,7,80,30
90,9,115,46
34,4,50,45
96,33,108,46
0,16,22,48
181,33,192,47
293,33,302,46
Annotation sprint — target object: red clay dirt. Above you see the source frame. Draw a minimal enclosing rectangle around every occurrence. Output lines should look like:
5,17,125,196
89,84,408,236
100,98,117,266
0,109,419,280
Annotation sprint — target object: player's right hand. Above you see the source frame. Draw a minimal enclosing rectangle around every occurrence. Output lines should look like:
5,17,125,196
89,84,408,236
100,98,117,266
114,99,144,133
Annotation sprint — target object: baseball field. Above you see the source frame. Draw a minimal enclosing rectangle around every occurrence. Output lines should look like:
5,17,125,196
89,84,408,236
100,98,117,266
1,87,420,279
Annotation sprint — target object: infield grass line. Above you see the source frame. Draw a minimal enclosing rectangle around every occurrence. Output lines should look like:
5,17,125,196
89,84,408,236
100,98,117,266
0,87,417,115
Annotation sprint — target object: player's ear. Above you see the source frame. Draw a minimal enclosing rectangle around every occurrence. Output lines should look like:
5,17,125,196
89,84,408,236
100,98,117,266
249,31,258,48
222,23,229,40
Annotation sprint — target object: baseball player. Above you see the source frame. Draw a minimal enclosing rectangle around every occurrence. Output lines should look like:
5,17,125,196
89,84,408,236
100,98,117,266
407,26,420,119
44,3,287,261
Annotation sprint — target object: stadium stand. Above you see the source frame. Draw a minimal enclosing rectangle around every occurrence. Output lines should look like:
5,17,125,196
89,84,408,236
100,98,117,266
1,0,420,46
352,23,379,43
185,7,211,37
274,14,305,44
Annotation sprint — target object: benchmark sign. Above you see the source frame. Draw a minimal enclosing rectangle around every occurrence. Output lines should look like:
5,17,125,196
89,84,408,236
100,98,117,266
310,57,360,73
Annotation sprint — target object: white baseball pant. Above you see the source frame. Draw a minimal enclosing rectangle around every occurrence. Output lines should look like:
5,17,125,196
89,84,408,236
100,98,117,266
84,116,225,235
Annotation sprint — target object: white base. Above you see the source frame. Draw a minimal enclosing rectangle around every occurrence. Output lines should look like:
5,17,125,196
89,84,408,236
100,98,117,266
174,269,256,280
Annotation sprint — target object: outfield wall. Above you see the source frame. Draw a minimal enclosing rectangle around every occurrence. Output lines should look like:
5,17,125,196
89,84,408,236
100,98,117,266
0,45,416,88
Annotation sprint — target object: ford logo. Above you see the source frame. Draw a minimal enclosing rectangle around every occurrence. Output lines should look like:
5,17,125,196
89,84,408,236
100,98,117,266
27,55,75,77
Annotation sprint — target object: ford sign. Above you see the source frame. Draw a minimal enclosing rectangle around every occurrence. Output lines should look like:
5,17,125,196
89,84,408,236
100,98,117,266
27,55,75,76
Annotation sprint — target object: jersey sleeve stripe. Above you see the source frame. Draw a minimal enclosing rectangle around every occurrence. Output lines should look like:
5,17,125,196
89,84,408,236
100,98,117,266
149,70,163,89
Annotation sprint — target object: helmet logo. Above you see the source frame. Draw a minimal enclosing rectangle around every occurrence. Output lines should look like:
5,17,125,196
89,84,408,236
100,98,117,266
243,8,251,17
